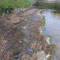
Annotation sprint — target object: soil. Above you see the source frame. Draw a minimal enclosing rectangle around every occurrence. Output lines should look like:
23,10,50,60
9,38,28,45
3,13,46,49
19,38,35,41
0,7,53,60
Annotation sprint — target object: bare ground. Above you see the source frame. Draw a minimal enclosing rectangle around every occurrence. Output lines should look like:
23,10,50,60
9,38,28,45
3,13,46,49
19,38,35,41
0,7,53,60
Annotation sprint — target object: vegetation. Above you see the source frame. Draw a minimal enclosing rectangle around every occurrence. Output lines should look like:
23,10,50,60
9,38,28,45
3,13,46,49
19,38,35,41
47,44,56,60
35,2,60,11
0,0,32,14
0,0,32,8
40,16,45,27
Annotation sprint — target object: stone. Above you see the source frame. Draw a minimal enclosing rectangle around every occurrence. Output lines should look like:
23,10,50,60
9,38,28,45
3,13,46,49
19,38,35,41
9,17,20,24
22,51,46,60
34,51,46,60
29,40,42,52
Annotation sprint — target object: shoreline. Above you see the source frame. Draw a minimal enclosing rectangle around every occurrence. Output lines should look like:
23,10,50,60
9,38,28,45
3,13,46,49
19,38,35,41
0,7,55,60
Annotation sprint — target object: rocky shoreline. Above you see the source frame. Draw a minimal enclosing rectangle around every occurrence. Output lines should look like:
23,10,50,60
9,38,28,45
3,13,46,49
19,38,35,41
0,7,55,60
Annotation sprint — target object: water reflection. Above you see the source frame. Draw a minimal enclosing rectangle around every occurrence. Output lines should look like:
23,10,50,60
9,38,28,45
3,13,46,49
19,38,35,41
43,10,60,60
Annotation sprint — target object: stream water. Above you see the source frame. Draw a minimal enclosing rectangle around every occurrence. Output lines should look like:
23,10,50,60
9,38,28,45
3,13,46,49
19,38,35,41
43,10,60,60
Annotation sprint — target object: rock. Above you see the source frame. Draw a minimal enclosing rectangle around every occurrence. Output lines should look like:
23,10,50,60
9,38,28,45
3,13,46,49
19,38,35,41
22,54,31,60
29,40,42,52
35,51,46,60
9,17,20,24
22,51,46,60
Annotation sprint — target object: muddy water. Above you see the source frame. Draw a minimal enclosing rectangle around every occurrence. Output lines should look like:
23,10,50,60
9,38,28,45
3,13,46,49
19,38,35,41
43,10,60,60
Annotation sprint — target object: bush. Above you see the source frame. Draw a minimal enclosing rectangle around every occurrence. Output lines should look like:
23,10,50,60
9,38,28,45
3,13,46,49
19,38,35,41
0,7,13,14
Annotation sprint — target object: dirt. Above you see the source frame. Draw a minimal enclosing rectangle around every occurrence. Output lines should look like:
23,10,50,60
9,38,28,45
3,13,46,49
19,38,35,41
0,7,53,60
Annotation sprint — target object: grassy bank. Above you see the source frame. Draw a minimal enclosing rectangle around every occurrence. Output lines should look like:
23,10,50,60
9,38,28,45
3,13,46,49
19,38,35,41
34,2,60,11
0,0,32,14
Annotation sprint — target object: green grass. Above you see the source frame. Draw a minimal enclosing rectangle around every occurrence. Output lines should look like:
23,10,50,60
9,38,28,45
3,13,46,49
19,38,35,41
0,0,32,14
0,0,32,8
35,2,60,11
